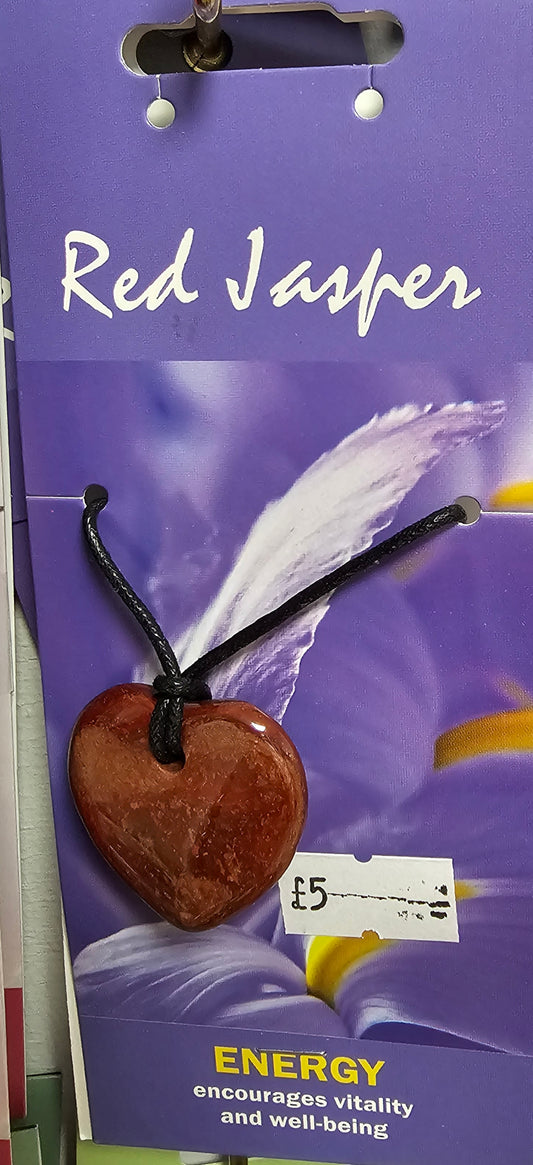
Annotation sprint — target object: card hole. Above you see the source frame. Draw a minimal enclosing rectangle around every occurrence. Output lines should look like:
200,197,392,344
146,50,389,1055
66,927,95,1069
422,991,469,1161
122,8,403,76
455,495,481,525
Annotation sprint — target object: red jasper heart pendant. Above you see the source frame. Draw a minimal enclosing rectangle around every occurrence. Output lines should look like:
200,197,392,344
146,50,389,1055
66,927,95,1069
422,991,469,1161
68,684,307,930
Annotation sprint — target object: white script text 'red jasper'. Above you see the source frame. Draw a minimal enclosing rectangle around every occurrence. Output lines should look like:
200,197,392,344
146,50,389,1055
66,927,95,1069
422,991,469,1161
62,227,481,338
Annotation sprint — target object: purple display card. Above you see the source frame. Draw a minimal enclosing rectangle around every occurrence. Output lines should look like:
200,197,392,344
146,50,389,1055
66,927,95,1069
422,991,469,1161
0,1,532,1160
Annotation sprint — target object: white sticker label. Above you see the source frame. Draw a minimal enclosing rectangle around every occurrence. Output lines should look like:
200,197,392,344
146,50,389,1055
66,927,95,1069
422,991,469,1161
279,852,459,942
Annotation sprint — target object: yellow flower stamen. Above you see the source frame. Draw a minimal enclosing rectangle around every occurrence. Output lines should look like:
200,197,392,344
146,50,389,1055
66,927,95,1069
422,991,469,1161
307,932,390,1006
455,880,476,901
435,708,533,769
489,481,533,511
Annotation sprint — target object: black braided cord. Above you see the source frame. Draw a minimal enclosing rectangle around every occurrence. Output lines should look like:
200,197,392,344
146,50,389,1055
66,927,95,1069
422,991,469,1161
82,484,467,764
82,488,211,764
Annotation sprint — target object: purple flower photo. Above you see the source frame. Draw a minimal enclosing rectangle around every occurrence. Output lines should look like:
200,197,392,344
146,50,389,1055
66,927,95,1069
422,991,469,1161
66,362,533,1060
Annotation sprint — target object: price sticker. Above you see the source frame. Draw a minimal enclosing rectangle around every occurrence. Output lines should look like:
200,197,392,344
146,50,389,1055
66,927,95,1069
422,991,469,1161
279,852,459,942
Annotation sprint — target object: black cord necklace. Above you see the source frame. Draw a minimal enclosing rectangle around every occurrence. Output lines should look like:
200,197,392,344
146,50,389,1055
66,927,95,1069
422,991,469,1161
70,483,468,932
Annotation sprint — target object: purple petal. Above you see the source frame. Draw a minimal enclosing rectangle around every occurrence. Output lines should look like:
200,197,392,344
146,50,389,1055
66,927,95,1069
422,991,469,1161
336,893,533,1053
224,888,281,942
326,754,533,1052
357,752,533,879
400,512,533,731
74,923,346,1037
284,571,441,834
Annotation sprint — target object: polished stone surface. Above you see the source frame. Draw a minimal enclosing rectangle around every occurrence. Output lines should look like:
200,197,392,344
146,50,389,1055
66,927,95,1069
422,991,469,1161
69,684,307,930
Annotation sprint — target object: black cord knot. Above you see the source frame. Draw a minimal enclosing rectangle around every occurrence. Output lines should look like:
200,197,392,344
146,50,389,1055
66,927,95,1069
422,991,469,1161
152,672,212,704
150,671,212,766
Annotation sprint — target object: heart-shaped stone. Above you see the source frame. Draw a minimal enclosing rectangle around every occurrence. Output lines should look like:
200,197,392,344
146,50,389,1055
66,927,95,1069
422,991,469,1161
68,684,307,930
